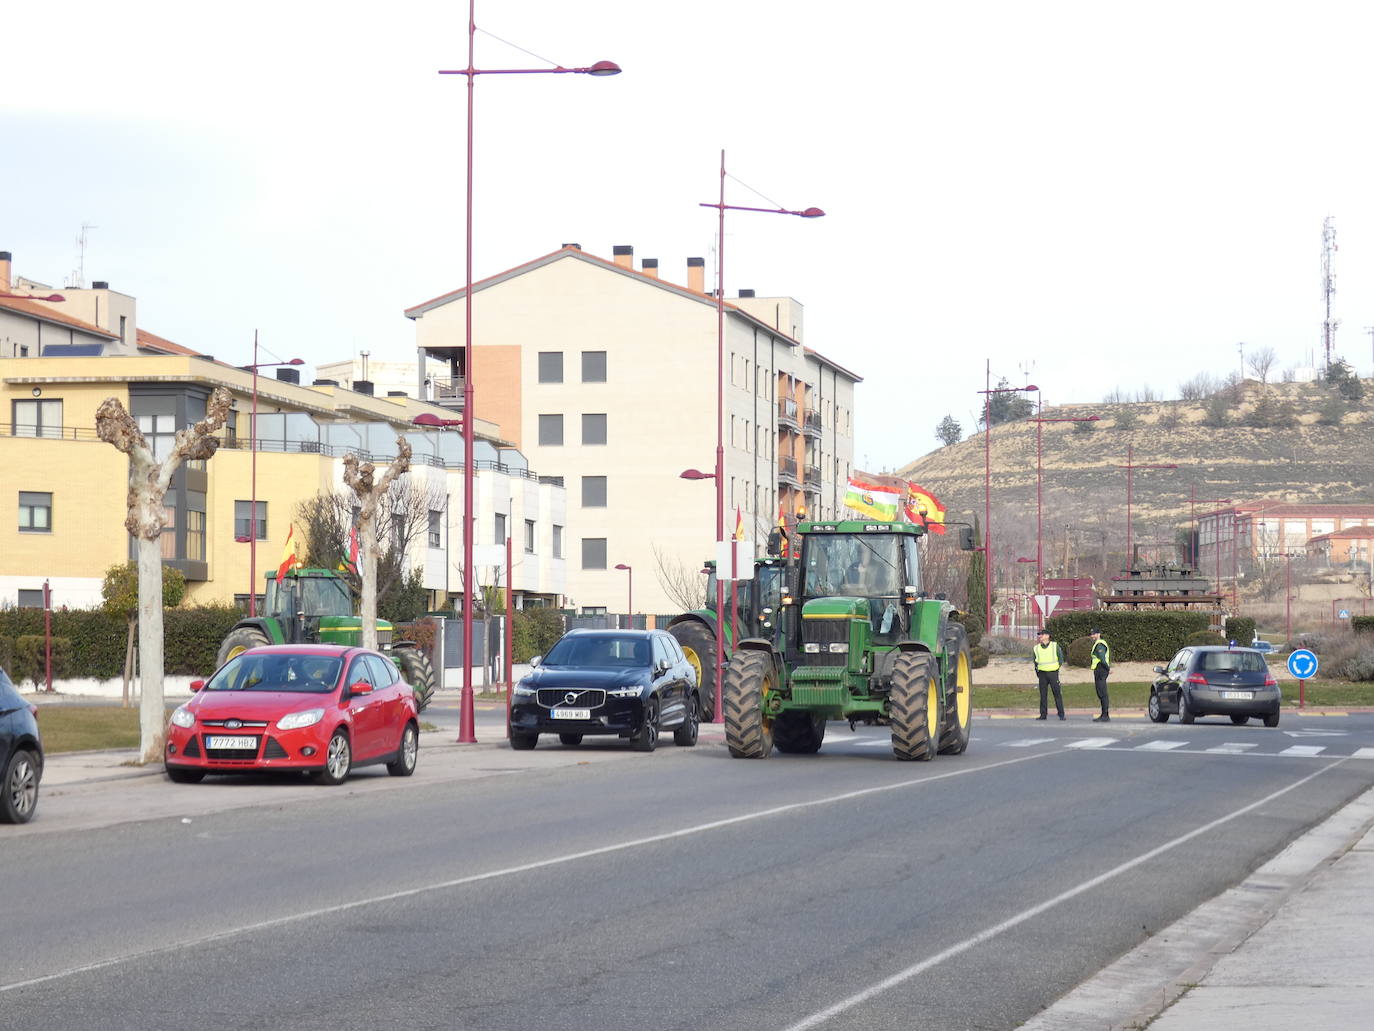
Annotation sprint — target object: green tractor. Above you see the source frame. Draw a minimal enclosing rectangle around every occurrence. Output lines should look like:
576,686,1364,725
723,519,972,761
215,568,437,711
667,555,789,723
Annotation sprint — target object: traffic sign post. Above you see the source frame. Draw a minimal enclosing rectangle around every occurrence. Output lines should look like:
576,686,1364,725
1287,648,1319,710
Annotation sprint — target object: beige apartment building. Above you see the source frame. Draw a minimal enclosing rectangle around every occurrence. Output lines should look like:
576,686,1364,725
399,243,859,616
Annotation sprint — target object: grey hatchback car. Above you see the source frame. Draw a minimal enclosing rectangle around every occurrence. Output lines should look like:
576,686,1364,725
1148,645,1281,727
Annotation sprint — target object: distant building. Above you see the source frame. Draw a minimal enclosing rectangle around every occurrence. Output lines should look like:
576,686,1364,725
1197,501,1374,579
1306,526,1374,570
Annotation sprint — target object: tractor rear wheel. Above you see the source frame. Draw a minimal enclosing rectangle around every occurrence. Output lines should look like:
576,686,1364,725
774,712,826,754
723,650,774,759
890,652,941,761
393,646,437,713
669,621,718,722
215,626,270,669
937,634,973,755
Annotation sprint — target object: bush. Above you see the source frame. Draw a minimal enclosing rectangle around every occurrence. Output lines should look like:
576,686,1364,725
11,635,71,685
394,616,437,656
1224,616,1257,645
950,611,982,650
1113,407,1140,430
0,635,13,676
513,608,565,663
1071,419,1095,436
1044,610,1211,663
1316,396,1347,426
1316,635,1374,681
1066,635,1093,668
1202,395,1231,427
1156,408,1182,431
970,645,989,669
1351,616,1374,636
1184,629,1225,647
983,634,1032,656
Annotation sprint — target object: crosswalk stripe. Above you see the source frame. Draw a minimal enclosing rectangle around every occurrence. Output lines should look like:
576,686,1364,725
1352,748,1374,759
1064,737,1117,749
1135,740,1188,751
1206,742,1259,754
1005,738,1056,748
1279,745,1326,756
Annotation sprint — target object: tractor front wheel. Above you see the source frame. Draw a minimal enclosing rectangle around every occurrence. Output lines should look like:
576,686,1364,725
890,652,941,761
937,635,973,756
723,650,775,759
393,646,437,713
669,621,718,722
774,711,826,754
215,626,271,669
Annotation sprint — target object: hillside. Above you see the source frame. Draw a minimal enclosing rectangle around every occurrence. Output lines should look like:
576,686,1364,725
897,378,1374,570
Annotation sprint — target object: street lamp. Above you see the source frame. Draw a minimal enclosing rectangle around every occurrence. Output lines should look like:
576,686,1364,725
1117,444,1176,573
240,333,303,617
698,151,823,723
1028,401,1098,592
614,563,633,627
977,363,1037,635
1282,552,1298,643
439,4,619,745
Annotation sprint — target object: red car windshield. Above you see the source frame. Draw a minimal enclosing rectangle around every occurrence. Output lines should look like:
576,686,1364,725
208,654,343,693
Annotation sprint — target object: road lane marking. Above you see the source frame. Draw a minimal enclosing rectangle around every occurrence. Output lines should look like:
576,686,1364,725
779,759,1346,1031
0,749,1060,995
1135,740,1188,751
1353,748,1374,759
1279,745,1326,756
1064,737,1117,749
1207,742,1259,754
1004,738,1056,748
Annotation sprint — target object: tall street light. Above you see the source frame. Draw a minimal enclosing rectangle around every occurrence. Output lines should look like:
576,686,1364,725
614,563,633,627
1028,400,1098,593
439,4,619,744
1117,444,1176,572
977,363,1037,634
698,151,823,722
240,332,303,617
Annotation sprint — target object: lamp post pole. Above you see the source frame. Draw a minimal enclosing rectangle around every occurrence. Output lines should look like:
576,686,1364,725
1285,552,1295,643
977,363,1037,634
440,7,619,743
242,334,303,617
699,152,822,722
1117,444,1177,572
614,563,633,627
1028,401,1098,593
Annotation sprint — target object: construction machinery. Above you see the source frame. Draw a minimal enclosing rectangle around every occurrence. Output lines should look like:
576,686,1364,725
215,569,437,711
723,519,972,760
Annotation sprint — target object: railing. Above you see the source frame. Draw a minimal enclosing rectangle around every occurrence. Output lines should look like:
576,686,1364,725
429,375,466,404
803,409,821,434
804,464,822,487
779,456,799,483
778,398,799,428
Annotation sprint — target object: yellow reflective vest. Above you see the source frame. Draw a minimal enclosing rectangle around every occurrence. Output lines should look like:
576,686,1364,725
1091,638,1112,670
1032,642,1062,671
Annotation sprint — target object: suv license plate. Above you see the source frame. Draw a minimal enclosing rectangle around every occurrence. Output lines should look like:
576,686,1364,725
206,735,257,749
1221,691,1253,700
552,708,590,720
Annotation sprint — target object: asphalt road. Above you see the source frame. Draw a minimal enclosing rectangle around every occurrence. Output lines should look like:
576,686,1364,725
5,710,1374,1031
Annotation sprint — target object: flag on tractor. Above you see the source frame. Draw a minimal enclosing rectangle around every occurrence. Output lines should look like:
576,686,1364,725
905,483,948,534
337,523,359,575
277,523,303,580
776,502,789,557
734,506,746,541
843,472,904,521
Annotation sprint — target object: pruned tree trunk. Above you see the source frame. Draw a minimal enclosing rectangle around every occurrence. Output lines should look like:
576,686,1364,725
343,439,413,650
97,387,232,764
122,619,135,708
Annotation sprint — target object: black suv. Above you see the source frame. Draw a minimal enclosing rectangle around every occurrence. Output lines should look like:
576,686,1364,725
1,667,44,823
510,629,700,752
1148,646,1281,727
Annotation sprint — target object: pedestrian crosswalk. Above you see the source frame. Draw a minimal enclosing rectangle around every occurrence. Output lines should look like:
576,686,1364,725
983,734,1374,759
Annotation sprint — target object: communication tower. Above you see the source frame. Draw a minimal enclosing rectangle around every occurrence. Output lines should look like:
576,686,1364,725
1321,216,1338,372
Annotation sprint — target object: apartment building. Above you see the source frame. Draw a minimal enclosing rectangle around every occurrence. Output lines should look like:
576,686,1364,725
401,243,859,615
1197,501,1374,580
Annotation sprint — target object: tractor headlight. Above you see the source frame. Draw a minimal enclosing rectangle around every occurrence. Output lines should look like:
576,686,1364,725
170,706,195,729
804,642,820,653
828,642,849,654
277,708,324,731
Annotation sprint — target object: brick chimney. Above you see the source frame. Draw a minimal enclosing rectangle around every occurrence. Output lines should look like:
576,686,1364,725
613,244,634,269
642,258,659,279
687,256,705,293
0,251,11,292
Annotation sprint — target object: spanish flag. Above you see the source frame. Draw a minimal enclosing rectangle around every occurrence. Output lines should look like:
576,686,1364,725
734,506,746,541
905,483,948,535
277,523,303,581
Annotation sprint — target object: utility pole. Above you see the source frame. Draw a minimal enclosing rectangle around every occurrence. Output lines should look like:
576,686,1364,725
1365,326,1374,378
1322,216,1338,373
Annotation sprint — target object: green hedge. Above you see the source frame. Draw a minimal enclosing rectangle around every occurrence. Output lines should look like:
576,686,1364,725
1185,629,1226,647
11,636,71,684
1066,635,1092,668
1225,617,1256,645
1044,611,1211,663
1352,616,1374,636
0,635,13,676
513,608,566,663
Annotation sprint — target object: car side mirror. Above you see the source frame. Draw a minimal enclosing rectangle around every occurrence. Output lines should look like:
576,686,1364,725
349,681,373,696
189,679,205,692
530,655,542,668
1152,666,1165,674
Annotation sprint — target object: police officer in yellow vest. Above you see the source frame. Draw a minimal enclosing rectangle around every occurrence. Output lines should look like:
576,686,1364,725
1090,627,1112,722
1031,628,1066,720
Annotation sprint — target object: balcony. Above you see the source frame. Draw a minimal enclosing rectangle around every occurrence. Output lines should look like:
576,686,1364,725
778,455,800,487
778,398,799,431
802,408,822,437
804,464,822,488
427,375,466,411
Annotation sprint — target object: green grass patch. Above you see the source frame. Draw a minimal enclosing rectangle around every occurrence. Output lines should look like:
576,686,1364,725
34,706,149,753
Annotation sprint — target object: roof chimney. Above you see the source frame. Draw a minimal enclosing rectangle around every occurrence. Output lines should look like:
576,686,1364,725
738,289,755,298
354,379,374,396
91,280,109,290
687,257,705,294
561,242,581,250
613,244,634,269
275,367,300,384
0,251,10,292
642,258,659,279
312,379,339,387
387,390,409,398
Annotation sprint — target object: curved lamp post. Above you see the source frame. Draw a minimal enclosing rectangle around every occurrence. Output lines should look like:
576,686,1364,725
698,152,823,721
614,563,633,627
439,4,619,744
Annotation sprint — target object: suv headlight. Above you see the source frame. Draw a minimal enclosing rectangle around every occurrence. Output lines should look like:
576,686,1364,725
277,708,325,731
170,707,195,729
512,681,537,697
608,686,643,698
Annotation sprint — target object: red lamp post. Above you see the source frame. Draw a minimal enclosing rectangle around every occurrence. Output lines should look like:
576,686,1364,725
1283,552,1297,643
977,363,1038,635
614,563,633,627
1117,444,1177,572
439,7,619,745
698,152,823,722
0,292,64,301
241,335,304,617
1028,401,1098,592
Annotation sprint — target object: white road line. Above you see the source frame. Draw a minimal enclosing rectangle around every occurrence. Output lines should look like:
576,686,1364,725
1064,737,1117,749
1004,737,1056,748
851,737,895,748
1279,745,1327,756
1352,747,1374,759
779,760,1345,1031
1207,742,1259,754
1134,740,1188,751
0,749,1060,995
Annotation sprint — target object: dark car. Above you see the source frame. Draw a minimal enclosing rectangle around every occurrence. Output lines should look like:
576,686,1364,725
509,629,700,752
164,644,421,785
1148,645,1281,727
1,666,44,824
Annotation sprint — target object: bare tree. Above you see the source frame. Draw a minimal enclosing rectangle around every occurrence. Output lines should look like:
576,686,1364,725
1178,372,1217,401
96,387,232,763
935,415,962,447
343,439,413,649
1247,345,1278,385
653,542,709,612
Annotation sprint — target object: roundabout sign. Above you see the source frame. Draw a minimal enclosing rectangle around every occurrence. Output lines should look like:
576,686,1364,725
1286,649,1319,680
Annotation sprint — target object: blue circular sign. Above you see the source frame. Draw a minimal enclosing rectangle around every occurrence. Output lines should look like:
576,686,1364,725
1287,648,1319,680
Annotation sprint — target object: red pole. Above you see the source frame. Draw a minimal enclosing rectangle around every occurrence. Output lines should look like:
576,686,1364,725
249,330,258,617
1231,511,1239,609
1285,553,1293,643
984,360,992,634
43,578,53,692
505,534,513,738
713,148,727,723
627,565,633,625
1190,485,1196,569
1035,398,1043,593
455,0,478,745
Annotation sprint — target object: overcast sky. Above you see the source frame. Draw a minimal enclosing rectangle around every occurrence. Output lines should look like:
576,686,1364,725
4,0,1373,474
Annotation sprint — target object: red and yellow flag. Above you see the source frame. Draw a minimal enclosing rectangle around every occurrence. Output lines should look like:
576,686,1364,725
905,483,948,535
734,506,746,541
277,523,303,580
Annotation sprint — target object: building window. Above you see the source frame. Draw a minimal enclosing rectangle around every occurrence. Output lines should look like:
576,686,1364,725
582,351,607,382
12,399,62,438
137,413,176,462
160,505,177,560
17,589,44,608
525,519,536,554
428,509,443,548
582,413,607,446
187,506,206,562
582,537,607,569
234,500,268,541
538,351,563,383
582,475,607,507
18,491,52,533
553,524,564,559
538,414,564,446
495,512,507,544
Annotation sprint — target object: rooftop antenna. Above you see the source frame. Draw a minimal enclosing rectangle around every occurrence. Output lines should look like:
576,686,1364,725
1321,216,1338,373
64,222,98,289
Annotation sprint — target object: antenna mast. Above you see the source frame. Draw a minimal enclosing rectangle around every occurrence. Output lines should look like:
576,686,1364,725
65,222,98,289
1321,216,1338,372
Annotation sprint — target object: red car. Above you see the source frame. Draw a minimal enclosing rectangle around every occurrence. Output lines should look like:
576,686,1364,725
164,644,420,785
